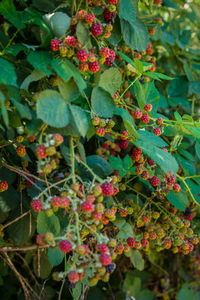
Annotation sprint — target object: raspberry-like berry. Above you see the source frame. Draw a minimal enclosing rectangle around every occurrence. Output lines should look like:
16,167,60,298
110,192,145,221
52,133,63,146
16,144,26,157
91,23,103,37
108,0,118,4
101,182,114,196
173,183,181,193
150,176,160,186
149,231,157,240
60,196,70,208
77,9,87,20
156,118,164,126
120,209,127,217
36,145,47,159
51,39,60,51
141,239,149,247
141,171,149,180
147,158,155,166
142,215,150,224
99,47,110,58
79,62,88,72
89,61,100,73
136,166,142,174
149,28,155,35
76,245,88,255
31,199,43,212
51,196,60,208
132,110,142,119
59,240,72,253
68,271,79,283
127,237,135,248
141,113,150,123
0,181,8,192
85,13,95,24
134,53,142,59
99,253,112,266
153,128,161,136
98,243,109,253
95,127,105,137
120,131,129,140
46,146,56,156
81,201,94,212
77,50,89,62
65,35,77,47
154,0,162,5
156,17,164,26
28,136,36,143
118,139,129,149
93,212,102,221
144,104,152,112
164,239,172,249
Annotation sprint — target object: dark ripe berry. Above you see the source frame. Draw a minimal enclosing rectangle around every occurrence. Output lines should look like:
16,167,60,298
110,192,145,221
173,183,181,193
65,35,77,47
79,62,88,72
59,240,72,253
150,176,160,186
53,133,64,146
99,47,110,58
81,201,94,212
98,243,109,253
105,56,114,66
51,39,60,51
134,53,142,60
109,50,116,59
141,239,149,247
149,28,155,35
127,237,135,248
141,113,150,123
95,127,105,137
91,23,103,37
85,13,95,24
16,144,26,157
132,110,142,119
104,8,112,21
99,253,112,266
106,263,115,273
141,171,149,180
101,182,114,196
77,50,88,62
31,199,43,212
51,196,61,208
89,61,100,73
144,104,152,112
68,271,79,283
156,118,164,126
118,139,129,149
153,128,161,136
70,24,77,34
0,181,8,192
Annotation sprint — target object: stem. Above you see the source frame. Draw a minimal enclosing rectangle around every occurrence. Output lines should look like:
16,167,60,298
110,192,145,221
176,174,200,207
37,176,72,198
75,212,81,245
75,155,103,184
70,137,76,184
119,75,141,101
58,254,67,300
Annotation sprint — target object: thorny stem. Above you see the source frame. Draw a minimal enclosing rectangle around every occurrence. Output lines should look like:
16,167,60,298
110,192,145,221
58,254,67,300
70,137,76,184
37,175,72,198
176,174,200,207
75,212,81,245
119,75,142,101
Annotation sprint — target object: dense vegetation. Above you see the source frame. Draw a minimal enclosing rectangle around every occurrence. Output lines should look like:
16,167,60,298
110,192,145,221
0,0,200,299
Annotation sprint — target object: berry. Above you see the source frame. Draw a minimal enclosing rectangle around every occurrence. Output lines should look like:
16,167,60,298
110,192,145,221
134,53,142,60
79,62,88,72
51,196,61,208
136,166,142,174
51,39,60,51
68,271,79,283
144,104,152,112
154,0,162,5
89,61,100,73
31,199,43,212
127,237,135,248
0,181,8,192
120,131,129,140
85,13,95,24
141,171,149,180
81,201,94,212
153,128,161,136
132,110,142,119
108,0,118,4
16,145,26,157
173,183,181,193
77,50,88,62
99,47,110,58
59,240,72,253
141,113,150,123
99,253,112,266
118,139,128,149
101,182,114,196
150,176,160,187
36,145,47,159
149,28,155,35
106,263,115,273
88,53,96,62
60,197,70,208
141,239,149,247
65,277,77,288
28,136,36,143
46,146,56,156
156,118,164,126
65,35,77,47
77,9,87,20
95,127,105,137
52,134,63,147
98,243,109,253
91,23,103,37
147,158,155,166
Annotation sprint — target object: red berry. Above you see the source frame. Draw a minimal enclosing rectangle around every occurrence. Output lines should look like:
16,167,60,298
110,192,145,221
28,136,36,143
68,271,79,283
79,62,88,72
127,237,135,248
95,127,105,137
16,144,26,157
51,39,60,51
65,35,77,47
134,53,142,60
105,56,114,66
173,183,181,193
108,0,118,4
154,0,162,5
147,158,155,166
60,196,70,208
98,243,109,253
93,212,102,221
85,13,95,24
59,240,72,253
77,50,88,62
81,201,94,212
141,113,150,123
104,8,112,21
141,239,149,247
99,253,112,266
153,128,161,136
31,199,43,212
120,131,129,140
141,171,149,180
77,9,87,20
51,196,61,208
109,50,116,59
89,61,100,73
118,139,128,149
149,28,155,35
150,176,160,187
101,182,114,196
91,23,103,37
99,47,110,58
132,110,142,119
144,104,152,112
0,181,8,192
136,166,142,174
36,144,47,159
156,118,163,126
52,133,64,146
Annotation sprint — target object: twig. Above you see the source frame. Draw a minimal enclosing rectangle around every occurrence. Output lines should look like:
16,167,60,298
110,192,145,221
3,210,30,229
177,174,200,207
0,244,50,252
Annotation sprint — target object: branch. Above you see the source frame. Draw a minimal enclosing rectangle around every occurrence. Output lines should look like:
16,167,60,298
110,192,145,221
0,244,50,252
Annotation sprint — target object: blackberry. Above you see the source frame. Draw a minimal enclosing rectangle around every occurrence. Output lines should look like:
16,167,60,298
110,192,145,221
105,263,115,273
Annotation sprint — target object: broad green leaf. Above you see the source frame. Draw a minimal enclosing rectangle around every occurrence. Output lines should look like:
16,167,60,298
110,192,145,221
48,247,64,266
185,126,200,139
58,77,80,102
91,87,115,118
119,0,137,23
27,51,52,75
21,69,46,91
0,187,19,213
117,222,134,239
72,282,82,300
177,284,195,300
107,156,124,170
143,72,173,81
175,154,195,176
99,68,122,97
134,58,143,74
136,130,167,148
113,218,126,229
37,211,60,235
125,249,144,271
0,0,27,29
123,273,141,298
174,111,182,122
0,58,17,87
76,21,89,45
36,90,70,128
186,179,200,203
132,81,160,110
167,76,188,97
86,155,112,178
69,105,88,137
195,141,200,160
0,92,8,128
178,149,195,162
115,107,139,138
8,86,32,120
166,190,188,211
5,44,27,56
44,12,70,38
137,290,155,300
123,155,133,170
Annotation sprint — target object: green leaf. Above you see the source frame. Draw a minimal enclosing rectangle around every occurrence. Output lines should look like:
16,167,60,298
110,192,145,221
91,87,115,118
86,155,112,178
107,156,124,170
0,187,19,213
5,44,27,56
44,12,70,38
137,290,155,300
57,77,80,103
134,58,143,74
136,130,167,148
125,249,145,271
21,69,46,91
72,282,82,300
132,81,160,110
178,149,195,162
177,284,195,300
195,141,200,160
69,105,88,137
99,68,122,97
0,92,8,128
0,58,17,87
143,72,173,81
123,155,133,170
117,222,134,239
76,21,89,45
167,76,188,97
123,272,141,298
166,190,188,211
37,211,60,235
48,247,64,266
119,0,137,23
114,107,139,138
174,111,182,122
0,0,27,29
27,51,52,75
33,252,52,279
36,90,70,128
121,18,148,51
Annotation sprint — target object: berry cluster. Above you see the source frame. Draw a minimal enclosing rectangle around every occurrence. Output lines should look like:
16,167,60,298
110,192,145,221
92,116,115,137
